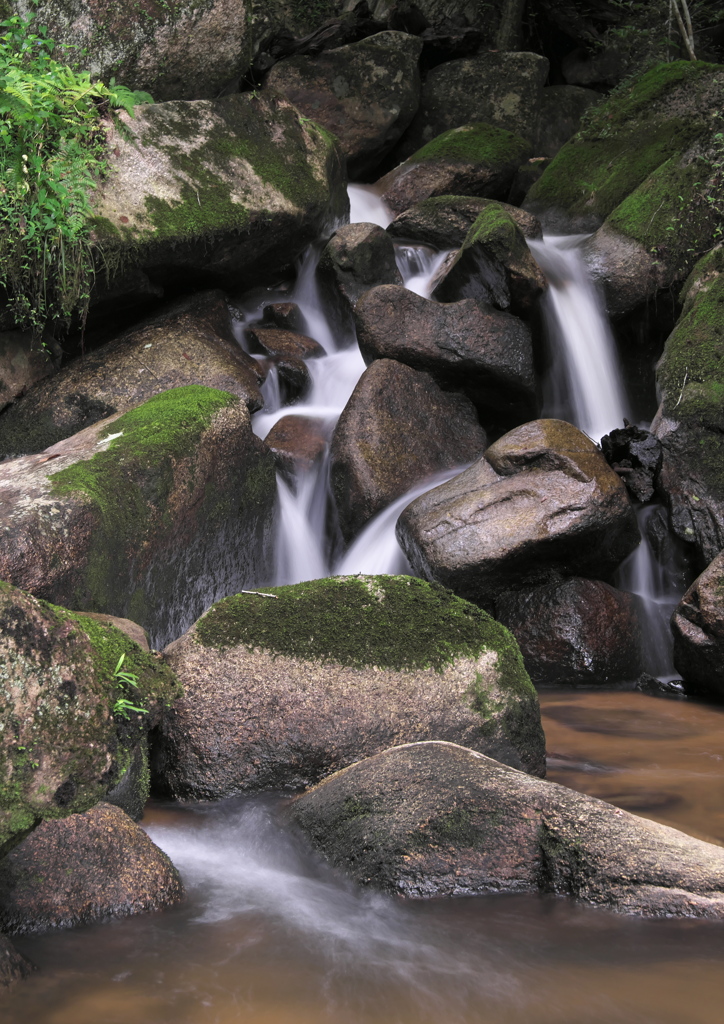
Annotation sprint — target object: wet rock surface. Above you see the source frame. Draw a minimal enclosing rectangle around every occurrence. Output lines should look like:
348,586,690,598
353,285,537,431
388,195,543,250
397,419,640,606
290,740,724,916
0,292,264,458
318,222,403,313
0,934,33,988
265,415,330,477
330,359,487,540
672,551,724,700
245,325,326,360
495,578,643,687
155,576,546,799
0,803,183,935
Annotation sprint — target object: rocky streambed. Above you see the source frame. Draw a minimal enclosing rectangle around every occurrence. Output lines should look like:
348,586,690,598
0,7,723,1014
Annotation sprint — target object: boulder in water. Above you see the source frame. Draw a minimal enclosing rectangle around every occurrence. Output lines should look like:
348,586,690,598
387,195,543,250
0,386,276,649
353,285,537,432
397,419,640,606
318,222,403,316
0,934,33,988
154,575,547,799
330,359,487,541
290,740,724,916
0,803,183,934
672,550,724,700
245,326,326,360
264,415,330,478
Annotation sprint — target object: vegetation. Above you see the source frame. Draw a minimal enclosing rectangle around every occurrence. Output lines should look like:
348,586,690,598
0,11,152,337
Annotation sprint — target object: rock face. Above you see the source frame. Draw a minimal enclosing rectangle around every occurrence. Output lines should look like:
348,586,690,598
0,934,33,988
397,419,640,606
388,195,543,250
264,31,422,177
652,249,724,566
0,386,276,649
330,360,487,540
0,292,264,458
432,205,546,317
10,0,253,101
318,222,403,315
376,124,532,216
0,583,180,855
0,332,58,414
672,551,724,700
90,91,347,292
155,576,547,799
353,286,537,431
395,51,549,159
291,741,724,916
495,579,643,687
0,803,183,934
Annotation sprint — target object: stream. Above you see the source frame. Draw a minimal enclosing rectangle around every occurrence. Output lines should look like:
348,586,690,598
3,187,723,1021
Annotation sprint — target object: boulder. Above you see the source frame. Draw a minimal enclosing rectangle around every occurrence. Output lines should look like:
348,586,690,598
387,195,543,250
290,740,724,916
0,803,183,934
432,205,547,317
672,551,724,700
0,934,32,988
0,386,276,649
394,51,549,160
330,359,487,540
0,331,58,414
154,575,546,799
495,578,643,687
0,582,180,855
652,249,724,565
397,419,640,606
376,124,532,216
264,31,422,178
535,85,602,158
245,325,326,359
600,423,662,504
318,222,403,315
353,285,537,431
9,0,253,101
89,91,347,292
264,414,330,478
0,292,264,458
261,301,307,332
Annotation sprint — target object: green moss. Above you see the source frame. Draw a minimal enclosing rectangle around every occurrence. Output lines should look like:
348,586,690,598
195,575,533,678
409,123,530,168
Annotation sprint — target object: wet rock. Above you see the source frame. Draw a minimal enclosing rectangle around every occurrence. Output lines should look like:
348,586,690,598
0,934,33,988
245,325,326,360
0,582,180,855
261,302,307,332
535,85,602,158
353,285,537,431
155,575,546,799
0,386,276,649
394,51,549,160
330,359,487,540
672,551,724,700
0,331,59,414
265,415,330,477
0,292,264,458
388,195,542,250
264,31,422,177
318,222,402,315
291,740,724,916
0,803,183,935
601,424,662,503
495,578,643,687
432,205,546,317
397,419,640,606
90,91,347,292
376,124,532,216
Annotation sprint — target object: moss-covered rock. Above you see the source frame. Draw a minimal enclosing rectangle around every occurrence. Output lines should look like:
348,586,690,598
387,194,542,250
0,386,276,649
376,123,532,216
672,549,724,700
154,575,546,799
0,583,180,855
90,90,347,292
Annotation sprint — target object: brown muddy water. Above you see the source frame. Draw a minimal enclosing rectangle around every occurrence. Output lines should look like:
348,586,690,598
4,689,724,1024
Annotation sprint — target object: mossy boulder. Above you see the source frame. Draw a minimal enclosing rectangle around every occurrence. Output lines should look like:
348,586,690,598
432,205,546,317
376,124,532,216
154,575,546,799
0,292,264,459
90,91,347,292
387,194,542,250
0,386,276,649
10,0,253,101
652,249,724,564
0,802,183,934
0,583,180,856
290,740,724,916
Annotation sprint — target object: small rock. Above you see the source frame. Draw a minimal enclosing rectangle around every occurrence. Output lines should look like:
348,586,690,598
265,415,330,477
262,302,307,332
245,325,326,360
318,222,402,314
0,933,33,988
